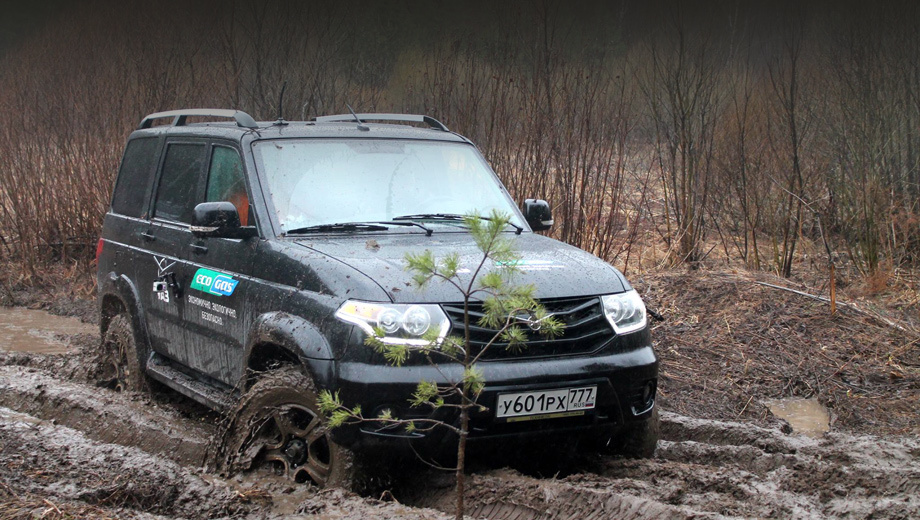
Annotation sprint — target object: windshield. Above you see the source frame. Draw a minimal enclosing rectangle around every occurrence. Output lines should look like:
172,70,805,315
253,139,523,232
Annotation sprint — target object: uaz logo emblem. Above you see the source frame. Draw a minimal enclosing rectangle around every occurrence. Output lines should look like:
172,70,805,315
511,310,552,331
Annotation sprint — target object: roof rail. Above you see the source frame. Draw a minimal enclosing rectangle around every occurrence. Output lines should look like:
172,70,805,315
139,109,258,130
313,113,449,132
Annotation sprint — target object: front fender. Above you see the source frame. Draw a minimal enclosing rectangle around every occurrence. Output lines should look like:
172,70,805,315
245,311,337,388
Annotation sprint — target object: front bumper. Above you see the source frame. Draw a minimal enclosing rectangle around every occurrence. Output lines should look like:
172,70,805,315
329,344,658,452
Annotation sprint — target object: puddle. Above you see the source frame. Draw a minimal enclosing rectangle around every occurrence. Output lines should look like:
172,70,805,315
0,406,43,427
0,307,96,354
763,398,830,438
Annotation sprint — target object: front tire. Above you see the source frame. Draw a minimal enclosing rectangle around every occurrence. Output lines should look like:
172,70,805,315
219,366,356,489
607,407,660,458
580,407,660,458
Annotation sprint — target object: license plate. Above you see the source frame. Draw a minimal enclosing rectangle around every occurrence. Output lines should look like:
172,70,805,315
495,386,597,422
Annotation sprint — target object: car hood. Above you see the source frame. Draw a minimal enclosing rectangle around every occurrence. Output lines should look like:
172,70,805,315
294,232,629,303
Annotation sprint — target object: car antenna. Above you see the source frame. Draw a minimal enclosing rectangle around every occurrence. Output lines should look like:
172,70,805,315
274,81,288,126
346,104,370,131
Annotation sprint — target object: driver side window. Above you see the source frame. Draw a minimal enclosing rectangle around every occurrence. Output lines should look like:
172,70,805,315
206,146,250,226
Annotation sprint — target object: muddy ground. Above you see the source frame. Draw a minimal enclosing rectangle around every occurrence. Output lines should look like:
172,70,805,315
1,268,919,519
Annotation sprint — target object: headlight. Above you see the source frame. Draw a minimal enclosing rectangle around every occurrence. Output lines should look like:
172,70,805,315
334,300,450,345
601,290,647,334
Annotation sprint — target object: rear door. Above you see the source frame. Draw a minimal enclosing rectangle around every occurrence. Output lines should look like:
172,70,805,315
102,135,162,298
139,139,208,366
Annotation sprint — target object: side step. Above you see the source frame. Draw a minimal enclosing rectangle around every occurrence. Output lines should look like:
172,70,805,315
146,354,237,412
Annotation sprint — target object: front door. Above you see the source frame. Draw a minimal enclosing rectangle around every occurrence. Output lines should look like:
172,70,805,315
180,143,256,385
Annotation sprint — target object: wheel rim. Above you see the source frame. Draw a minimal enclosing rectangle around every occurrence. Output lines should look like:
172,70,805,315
249,404,333,486
102,333,131,392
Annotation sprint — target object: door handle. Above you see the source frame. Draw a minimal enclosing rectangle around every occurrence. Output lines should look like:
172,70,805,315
141,231,156,241
191,243,208,255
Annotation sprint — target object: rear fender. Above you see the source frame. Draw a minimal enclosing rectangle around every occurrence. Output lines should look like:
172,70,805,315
98,272,150,364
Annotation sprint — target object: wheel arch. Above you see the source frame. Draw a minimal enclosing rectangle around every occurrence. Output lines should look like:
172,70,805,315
244,311,336,391
98,272,149,351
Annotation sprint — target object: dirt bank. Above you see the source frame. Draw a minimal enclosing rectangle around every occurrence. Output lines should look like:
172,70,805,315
639,269,920,436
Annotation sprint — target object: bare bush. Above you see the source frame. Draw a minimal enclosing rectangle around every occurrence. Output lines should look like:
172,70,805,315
1,1,919,292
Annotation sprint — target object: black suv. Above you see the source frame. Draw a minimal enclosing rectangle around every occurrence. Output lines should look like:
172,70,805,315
96,109,658,487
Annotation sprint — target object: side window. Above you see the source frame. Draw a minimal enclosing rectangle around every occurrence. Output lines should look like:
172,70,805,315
207,146,250,226
112,138,158,218
154,143,206,223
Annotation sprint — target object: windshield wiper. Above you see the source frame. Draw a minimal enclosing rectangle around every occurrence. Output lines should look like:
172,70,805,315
285,222,390,235
378,220,433,236
393,213,523,235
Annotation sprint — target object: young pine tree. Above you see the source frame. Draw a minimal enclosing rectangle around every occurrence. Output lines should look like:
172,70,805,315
319,211,563,520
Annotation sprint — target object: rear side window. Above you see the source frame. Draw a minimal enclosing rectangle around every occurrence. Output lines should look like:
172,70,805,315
111,138,158,218
154,143,206,223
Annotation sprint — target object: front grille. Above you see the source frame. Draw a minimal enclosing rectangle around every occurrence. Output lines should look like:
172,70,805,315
441,296,613,360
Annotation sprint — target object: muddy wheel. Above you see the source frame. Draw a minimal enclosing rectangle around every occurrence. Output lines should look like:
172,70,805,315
607,407,660,458
99,313,147,392
221,366,356,489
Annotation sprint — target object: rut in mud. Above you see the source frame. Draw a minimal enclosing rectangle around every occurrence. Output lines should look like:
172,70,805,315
400,412,920,519
1,292,919,519
0,407,256,519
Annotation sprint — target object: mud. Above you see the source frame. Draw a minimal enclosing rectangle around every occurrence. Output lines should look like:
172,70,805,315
0,406,256,519
0,365,214,466
0,406,450,520
0,307,95,354
2,294,919,519
404,412,920,519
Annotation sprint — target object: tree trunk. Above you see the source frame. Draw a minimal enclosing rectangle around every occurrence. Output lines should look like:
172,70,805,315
455,405,469,520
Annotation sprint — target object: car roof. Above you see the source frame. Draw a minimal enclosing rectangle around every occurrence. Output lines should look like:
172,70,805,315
129,110,471,144
135,122,471,143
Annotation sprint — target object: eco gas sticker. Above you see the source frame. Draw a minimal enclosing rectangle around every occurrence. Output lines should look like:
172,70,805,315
190,268,239,297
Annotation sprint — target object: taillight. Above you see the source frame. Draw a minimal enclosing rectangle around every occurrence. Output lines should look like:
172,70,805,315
95,238,104,264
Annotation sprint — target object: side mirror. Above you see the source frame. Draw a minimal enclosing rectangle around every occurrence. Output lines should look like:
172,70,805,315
523,199,553,231
191,202,257,239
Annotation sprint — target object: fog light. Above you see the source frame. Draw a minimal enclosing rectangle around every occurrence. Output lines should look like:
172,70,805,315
641,380,656,408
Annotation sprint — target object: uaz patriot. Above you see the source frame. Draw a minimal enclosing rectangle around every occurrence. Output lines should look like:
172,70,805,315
96,109,659,487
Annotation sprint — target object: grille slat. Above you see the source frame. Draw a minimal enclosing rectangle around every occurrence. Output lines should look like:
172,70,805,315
564,312,606,329
442,296,614,360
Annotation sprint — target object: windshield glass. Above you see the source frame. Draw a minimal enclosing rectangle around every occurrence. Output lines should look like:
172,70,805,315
253,139,523,232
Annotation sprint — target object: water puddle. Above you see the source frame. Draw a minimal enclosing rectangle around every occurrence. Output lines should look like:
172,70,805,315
0,307,96,354
0,406,44,427
763,398,830,438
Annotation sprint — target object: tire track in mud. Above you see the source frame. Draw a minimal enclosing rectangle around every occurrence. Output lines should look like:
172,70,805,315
0,360,451,519
0,407,257,519
0,394,451,520
406,412,920,519
404,468,714,520
0,365,215,466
